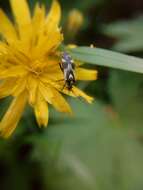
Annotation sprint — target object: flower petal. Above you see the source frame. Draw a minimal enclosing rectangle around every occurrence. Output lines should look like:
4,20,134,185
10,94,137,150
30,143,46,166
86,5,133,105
32,0,63,58
76,68,98,81
0,79,17,99
27,75,38,105
10,0,32,45
31,3,45,47
33,30,63,59
50,86,72,114
0,66,27,79
34,91,49,127
41,63,63,81
42,72,63,82
40,77,72,113
12,77,27,97
0,91,27,138
39,82,53,104
46,0,61,27
40,77,76,97
72,86,94,103
32,3,45,29
0,42,7,54
0,9,18,42
35,3,45,17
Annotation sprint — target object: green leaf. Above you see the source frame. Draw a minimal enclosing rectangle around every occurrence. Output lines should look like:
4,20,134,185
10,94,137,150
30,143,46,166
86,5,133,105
109,69,143,131
29,99,143,190
69,47,143,73
103,16,143,52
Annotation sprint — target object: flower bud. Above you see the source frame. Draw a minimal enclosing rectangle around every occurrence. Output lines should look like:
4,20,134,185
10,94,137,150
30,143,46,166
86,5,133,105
66,9,84,35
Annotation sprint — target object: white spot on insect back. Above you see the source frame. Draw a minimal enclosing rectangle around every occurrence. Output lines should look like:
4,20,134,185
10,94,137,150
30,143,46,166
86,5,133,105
62,58,66,63
69,73,73,80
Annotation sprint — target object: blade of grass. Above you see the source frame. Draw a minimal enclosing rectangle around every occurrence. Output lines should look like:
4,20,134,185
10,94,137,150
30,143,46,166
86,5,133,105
69,47,143,73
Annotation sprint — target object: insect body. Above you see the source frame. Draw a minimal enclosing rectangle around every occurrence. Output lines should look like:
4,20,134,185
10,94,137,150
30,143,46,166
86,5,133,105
60,52,75,90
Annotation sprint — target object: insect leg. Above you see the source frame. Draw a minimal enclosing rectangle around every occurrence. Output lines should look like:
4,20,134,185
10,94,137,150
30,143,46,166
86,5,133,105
54,79,67,91
70,88,84,102
59,63,63,72
55,79,64,82
62,82,67,90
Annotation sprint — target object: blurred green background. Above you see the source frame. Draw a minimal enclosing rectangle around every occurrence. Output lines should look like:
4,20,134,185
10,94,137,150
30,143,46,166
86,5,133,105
0,0,143,189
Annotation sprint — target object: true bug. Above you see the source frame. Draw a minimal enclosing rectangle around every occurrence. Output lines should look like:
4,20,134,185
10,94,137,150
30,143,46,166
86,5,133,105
59,51,75,90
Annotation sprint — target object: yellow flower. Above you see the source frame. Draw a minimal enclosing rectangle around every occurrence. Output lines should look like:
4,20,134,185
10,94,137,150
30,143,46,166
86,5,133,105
0,0,97,138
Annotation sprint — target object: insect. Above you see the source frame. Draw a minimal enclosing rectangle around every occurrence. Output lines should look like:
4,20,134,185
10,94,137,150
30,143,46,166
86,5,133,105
59,51,76,90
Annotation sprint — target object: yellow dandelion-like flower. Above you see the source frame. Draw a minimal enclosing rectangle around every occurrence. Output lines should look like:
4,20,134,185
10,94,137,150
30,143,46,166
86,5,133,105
0,0,97,138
